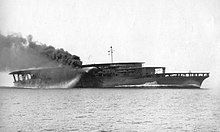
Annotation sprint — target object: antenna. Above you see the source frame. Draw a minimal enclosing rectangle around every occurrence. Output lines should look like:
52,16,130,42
108,46,114,63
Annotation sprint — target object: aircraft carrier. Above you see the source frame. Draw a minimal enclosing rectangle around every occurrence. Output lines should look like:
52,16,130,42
9,47,209,88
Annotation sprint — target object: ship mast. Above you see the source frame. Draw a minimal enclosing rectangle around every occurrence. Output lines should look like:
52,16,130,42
108,46,114,63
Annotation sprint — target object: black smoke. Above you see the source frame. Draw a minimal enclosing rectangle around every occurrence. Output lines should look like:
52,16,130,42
0,33,82,71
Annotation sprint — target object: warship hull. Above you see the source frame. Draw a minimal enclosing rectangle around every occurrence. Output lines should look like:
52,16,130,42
9,62,209,88
76,73,208,88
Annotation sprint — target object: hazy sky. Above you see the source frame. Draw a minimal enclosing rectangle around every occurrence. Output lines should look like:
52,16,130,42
0,0,220,87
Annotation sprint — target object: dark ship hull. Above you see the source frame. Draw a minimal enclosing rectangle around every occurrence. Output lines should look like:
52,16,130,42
9,62,209,88
77,71,208,88
76,62,209,88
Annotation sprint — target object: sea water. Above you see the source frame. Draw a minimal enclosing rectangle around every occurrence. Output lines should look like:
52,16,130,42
0,87,220,132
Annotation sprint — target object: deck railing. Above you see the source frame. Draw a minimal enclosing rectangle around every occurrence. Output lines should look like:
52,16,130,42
145,73,209,78
163,73,209,77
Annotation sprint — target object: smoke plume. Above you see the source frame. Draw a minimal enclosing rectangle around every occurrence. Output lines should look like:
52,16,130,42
0,33,82,71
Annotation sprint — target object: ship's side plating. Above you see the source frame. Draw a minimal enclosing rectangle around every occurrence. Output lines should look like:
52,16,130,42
78,62,209,88
9,62,209,88
153,73,209,87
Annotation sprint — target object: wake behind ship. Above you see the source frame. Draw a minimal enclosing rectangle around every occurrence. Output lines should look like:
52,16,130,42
9,62,209,88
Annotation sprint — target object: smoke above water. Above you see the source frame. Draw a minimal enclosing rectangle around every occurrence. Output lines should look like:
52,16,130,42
0,33,83,87
0,33,82,71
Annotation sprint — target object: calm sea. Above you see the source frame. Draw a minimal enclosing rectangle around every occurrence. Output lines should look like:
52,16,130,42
0,87,220,132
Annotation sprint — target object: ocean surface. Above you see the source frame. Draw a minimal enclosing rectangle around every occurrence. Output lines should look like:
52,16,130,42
0,87,220,132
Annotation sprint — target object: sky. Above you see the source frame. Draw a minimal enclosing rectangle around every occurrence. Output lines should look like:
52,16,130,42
0,0,220,88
